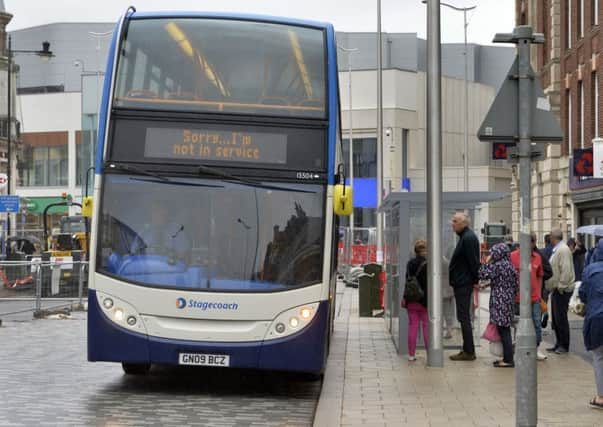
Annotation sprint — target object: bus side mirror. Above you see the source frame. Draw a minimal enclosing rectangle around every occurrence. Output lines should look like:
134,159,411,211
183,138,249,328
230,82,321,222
82,197,93,218
334,184,353,216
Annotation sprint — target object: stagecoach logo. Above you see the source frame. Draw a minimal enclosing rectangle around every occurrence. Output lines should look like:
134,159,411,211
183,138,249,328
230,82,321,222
175,297,239,311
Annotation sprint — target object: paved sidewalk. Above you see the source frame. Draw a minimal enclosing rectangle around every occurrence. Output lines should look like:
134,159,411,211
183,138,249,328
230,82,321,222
314,285,602,427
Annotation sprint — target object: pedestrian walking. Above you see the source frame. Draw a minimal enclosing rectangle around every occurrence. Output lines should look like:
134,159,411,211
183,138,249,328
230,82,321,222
479,243,518,367
448,212,480,361
510,233,547,361
546,229,575,354
404,239,428,361
578,239,603,410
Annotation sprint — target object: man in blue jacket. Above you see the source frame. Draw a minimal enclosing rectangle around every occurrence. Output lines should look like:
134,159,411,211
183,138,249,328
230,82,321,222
449,212,481,361
579,239,603,409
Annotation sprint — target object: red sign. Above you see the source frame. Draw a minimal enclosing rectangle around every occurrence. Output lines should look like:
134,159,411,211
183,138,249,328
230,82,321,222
573,149,593,177
492,143,512,160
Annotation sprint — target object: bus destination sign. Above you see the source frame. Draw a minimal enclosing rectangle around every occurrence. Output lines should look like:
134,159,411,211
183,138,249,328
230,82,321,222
144,127,288,164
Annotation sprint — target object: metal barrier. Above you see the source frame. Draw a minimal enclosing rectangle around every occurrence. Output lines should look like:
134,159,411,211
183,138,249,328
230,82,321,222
0,259,88,318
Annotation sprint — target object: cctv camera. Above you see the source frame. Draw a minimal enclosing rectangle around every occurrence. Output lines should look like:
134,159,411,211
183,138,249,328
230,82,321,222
73,60,81,67
385,128,392,137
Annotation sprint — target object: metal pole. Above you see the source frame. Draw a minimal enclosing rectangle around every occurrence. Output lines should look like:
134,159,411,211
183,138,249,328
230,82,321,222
6,35,11,238
348,51,355,245
376,0,384,264
463,9,469,192
515,26,537,427
426,0,444,367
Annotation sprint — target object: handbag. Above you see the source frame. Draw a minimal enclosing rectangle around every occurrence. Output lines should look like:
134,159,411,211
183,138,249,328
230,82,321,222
481,322,501,342
403,261,426,303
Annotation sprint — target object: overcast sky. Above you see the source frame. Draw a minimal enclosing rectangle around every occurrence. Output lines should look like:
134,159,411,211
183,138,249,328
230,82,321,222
6,0,515,45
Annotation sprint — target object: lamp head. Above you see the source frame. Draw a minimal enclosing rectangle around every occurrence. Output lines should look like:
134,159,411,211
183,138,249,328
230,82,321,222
39,41,53,61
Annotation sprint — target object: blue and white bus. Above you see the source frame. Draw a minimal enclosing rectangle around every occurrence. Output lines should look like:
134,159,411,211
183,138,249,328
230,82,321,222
88,7,352,375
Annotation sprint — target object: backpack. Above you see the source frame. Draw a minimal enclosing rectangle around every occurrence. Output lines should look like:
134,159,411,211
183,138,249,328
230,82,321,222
404,261,426,303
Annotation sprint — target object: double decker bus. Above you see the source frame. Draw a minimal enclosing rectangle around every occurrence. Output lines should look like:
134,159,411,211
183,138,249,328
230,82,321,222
88,7,352,375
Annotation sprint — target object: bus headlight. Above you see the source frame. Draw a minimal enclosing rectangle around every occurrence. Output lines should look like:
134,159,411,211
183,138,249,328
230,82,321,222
300,307,312,319
96,292,146,333
265,302,320,340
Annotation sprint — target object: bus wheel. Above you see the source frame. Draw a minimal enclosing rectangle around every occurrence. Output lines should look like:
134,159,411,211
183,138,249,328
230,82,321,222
122,363,151,375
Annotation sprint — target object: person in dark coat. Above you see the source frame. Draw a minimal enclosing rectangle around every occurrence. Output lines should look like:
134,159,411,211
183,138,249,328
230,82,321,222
543,234,554,260
536,236,554,328
585,236,602,267
449,212,481,361
568,237,586,282
479,243,518,368
404,239,428,361
579,239,603,409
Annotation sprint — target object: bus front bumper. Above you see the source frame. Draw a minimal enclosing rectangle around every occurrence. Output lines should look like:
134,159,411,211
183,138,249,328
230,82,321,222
87,289,329,374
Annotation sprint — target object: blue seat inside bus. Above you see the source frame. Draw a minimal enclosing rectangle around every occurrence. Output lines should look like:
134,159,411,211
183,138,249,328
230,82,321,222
105,253,287,290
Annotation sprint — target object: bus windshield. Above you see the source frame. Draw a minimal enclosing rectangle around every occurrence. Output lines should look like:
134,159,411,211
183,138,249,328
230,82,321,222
96,174,325,291
114,18,326,118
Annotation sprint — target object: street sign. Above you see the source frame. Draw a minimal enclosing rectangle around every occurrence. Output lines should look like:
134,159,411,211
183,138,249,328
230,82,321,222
478,57,564,146
0,195,19,213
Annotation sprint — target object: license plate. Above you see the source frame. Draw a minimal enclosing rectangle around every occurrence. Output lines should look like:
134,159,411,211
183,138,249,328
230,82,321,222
178,353,230,367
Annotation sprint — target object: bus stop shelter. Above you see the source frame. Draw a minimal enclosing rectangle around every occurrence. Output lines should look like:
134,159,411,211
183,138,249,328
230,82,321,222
379,191,510,354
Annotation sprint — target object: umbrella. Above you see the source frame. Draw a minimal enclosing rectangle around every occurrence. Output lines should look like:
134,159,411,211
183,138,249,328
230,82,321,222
576,224,603,236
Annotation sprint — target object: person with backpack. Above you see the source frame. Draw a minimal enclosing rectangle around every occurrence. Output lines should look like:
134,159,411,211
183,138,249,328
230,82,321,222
403,239,428,361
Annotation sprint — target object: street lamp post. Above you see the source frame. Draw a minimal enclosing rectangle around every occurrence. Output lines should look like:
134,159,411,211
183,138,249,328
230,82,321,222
376,0,384,264
422,0,476,191
6,36,53,236
338,45,358,254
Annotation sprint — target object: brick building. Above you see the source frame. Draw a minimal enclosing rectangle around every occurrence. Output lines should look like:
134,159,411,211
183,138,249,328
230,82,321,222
517,0,603,240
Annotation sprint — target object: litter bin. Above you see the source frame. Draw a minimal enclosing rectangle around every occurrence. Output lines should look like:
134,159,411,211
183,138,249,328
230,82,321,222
358,273,373,317
358,263,383,317
364,263,383,311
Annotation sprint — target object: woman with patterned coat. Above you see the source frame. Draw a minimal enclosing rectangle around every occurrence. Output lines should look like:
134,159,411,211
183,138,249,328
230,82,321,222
479,243,518,367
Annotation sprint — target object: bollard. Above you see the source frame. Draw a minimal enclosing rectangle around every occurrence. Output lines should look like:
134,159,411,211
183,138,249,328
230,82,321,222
78,261,84,305
74,260,86,311
34,262,42,317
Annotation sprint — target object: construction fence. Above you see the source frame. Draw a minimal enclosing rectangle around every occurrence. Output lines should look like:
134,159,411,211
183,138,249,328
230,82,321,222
0,258,88,319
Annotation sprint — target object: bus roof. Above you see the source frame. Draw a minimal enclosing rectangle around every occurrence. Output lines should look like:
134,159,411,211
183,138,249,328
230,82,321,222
128,11,333,31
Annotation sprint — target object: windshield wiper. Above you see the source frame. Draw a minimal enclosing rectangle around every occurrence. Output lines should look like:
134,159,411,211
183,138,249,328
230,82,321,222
105,162,170,182
197,165,317,193
197,164,258,186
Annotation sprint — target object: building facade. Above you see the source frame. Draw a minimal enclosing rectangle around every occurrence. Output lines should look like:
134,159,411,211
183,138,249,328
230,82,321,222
336,33,515,233
9,21,113,232
518,0,603,241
